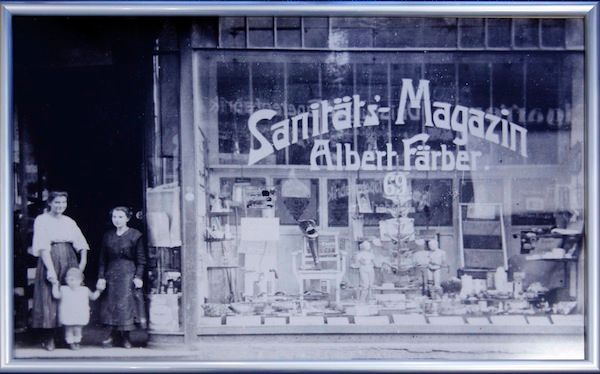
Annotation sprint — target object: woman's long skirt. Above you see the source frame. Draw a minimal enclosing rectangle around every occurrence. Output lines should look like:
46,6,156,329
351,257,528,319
100,258,142,331
31,243,78,329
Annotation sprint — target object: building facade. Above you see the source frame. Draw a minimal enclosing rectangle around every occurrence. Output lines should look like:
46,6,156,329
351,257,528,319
13,16,586,353
144,17,585,344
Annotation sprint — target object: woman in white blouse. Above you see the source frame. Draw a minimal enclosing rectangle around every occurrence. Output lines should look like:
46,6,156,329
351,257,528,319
31,191,90,351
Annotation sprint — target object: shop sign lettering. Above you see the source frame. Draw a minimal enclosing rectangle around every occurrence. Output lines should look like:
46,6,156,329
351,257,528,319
247,79,528,170
216,98,571,129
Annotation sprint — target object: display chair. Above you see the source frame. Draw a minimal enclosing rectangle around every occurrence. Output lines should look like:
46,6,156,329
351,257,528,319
292,232,346,304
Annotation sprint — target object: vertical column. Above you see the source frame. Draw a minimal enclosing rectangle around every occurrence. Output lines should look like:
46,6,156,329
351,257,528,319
178,22,199,345
569,52,585,313
583,8,599,320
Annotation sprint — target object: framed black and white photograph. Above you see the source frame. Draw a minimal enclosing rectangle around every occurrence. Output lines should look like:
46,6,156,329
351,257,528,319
1,1,599,372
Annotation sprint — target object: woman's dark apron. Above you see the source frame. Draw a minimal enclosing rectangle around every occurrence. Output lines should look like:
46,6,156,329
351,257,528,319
31,243,78,329
100,258,141,331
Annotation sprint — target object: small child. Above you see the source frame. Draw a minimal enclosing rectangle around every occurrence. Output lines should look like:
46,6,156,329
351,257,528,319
353,241,376,302
51,267,102,350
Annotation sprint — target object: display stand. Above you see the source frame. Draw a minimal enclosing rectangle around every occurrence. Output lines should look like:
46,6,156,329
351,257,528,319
205,208,239,303
458,203,508,276
292,232,346,304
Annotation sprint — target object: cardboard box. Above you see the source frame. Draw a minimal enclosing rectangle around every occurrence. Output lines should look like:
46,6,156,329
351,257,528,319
149,294,180,331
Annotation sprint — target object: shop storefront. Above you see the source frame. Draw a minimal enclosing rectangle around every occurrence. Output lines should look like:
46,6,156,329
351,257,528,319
143,16,585,341
12,16,585,348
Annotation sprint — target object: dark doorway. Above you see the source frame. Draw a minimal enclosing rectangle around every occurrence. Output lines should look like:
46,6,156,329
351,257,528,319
25,64,146,282
14,17,156,329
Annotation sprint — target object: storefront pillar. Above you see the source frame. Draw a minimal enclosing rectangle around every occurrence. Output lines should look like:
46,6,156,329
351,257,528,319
178,25,199,344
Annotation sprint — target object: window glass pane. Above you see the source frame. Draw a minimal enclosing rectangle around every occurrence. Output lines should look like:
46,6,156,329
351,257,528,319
390,63,422,160
277,17,301,48
422,18,457,48
304,28,328,48
248,17,272,28
327,179,348,227
304,17,328,48
304,17,328,28
458,63,490,109
459,18,485,48
566,19,584,48
492,60,524,114
248,17,274,47
514,19,539,48
275,178,319,225
319,60,354,165
373,18,422,48
277,17,301,28
487,19,511,48
459,63,491,155
158,54,180,159
217,61,250,155
425,63,456,151
149,54,181,187
356,63,390,154
330,18,374,48
287,62,320,165
491,60,524,165
251,62,285,164
220,17,246,48
541,19,565,48
330,30,367,48
321,62,353,101
525,59,561,164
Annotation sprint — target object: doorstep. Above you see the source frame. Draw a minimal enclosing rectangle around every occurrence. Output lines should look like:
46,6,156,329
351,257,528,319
12,345,199,360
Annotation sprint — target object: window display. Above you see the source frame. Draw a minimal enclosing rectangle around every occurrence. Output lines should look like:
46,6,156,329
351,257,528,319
195,16,585,329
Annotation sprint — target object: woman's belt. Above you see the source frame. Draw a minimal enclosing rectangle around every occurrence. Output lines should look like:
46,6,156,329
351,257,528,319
50,241,73,245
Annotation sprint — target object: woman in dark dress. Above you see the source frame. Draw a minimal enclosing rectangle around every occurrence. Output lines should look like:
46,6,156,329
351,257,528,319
31,191,90,351
96,206,146,348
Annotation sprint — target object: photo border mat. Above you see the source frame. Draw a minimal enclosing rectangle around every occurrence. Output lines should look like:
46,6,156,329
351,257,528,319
0,1,598,371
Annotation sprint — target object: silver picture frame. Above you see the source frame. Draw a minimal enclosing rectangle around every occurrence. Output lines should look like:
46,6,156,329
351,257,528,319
1,1,599,371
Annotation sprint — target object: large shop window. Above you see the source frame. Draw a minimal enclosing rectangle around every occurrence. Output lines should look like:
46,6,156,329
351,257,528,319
211,52,574,168
196,43,584,329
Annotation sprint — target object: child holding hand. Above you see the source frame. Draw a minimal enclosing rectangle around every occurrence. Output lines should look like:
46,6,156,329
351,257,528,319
50,267,103,350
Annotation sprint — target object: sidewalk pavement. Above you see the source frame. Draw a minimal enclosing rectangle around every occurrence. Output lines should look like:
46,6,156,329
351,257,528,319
13,339,585,361
12,324,585,361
